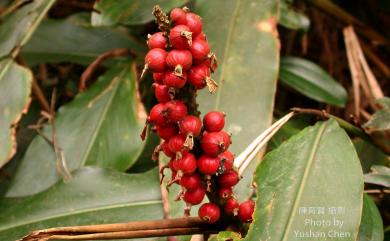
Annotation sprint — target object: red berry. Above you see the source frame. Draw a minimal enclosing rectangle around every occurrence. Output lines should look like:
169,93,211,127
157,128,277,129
218,170,239,188
238,200,255,223
153,84,172,103
163,71,187,89
170,8,187,25
183,186,206,205
179,115,202,137
153,72,165,84
174,152,197,174
203,111,225,132
165,100,188,122
187,64,209,89
218,151,234,171
201,132,227,157
147,32,167,49
224,198,239,216
145,48,167,72
149,103,167,125
190,39,210,63
219,131,231,150
218,187,233,199
197,155,220,175
179,173,202,190
166,50,193,75
194,32,207,41
161,141,175,158
168,134,186,154
198,203,220,223
185,13,202,37
169,25,192,49
156,124,178,140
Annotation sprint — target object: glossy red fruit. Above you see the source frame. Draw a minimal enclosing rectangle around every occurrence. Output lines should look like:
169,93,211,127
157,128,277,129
190,39,210,63
168,134,186,154
187,64,209,89
201,132,227,157
219,131,231,150
169,25,192,49
156,124,178,140
218,187,233,199
194,32,207,41
149,103,167,125
224,198,239,216
145,48,167,72
183,186,206,205
174,152,197,174
163,71,187,89
179,173,202,190
218,151,235,171
166,50,193,74
147,32,167,49
197,155,220,175
218,170,239,188
179,115,202,137
198,203,220,223
170,8,187,25
153,72,165,84
165,100,188,122
238,200,255,223
185,13,202,37
153,84,172,103
161,141,175,158
203,111,225,132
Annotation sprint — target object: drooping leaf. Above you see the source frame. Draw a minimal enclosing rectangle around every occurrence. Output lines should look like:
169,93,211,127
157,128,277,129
0,167,163,240
6,64,147,197
354,139,388,173
0,59,32,168
357,194,384,241
278,1,310,31
0,0,56,58
280,56,348,107
364,165,390,188
91,0,189,26
363,97,390,132
195,0,279,200
244,119,363,241
21,14,147,65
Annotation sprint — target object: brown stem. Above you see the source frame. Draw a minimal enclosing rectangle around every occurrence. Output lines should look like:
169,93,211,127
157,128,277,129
31,77,50,113
159,157,171,220
152,5,170,33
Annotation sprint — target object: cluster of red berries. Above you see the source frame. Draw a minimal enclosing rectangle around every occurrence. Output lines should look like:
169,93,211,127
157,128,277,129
142,7,255,225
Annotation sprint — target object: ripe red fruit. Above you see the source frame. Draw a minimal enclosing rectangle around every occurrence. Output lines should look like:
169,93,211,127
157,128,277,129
153,84,172,103
145,48,167,72
218,170,239,188
156,124,178,140
179,115,202,137
166,50,192,77
179,173,202,190
161,141,175,158
169,25,192,49
198,203,220,223
165,100,188,122
218,187,233,199
197,155,220,175
149,103,167,125
219,131,231,150
203,111,225,132
174,152,197,174
218,151,235,171
224,198,239,216
185,13,202,37
170,8,187,25
153,72,164,84
168,134,187,155
201,132,227,157
183,186,206,205
187,64,209,89
194,32,207,41
190,39,210,63
163,71,187,89
147,32,167,49
238,200,255,223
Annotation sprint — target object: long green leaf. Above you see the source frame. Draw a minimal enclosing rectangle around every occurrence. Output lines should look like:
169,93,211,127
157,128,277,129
278,1,310,31
195,0,279,200
357,194,384,241
280,56,347,107
6,64,146,197
363,97,390,132
0,167,163,240
0,59,32,168
244,119,363,241
364,165,390,188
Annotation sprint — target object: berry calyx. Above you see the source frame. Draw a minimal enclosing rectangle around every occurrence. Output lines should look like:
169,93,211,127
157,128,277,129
183,186,206,205
224,198,239,216
179,173,202,190
218,187,233,199
153,84,173,103
185,13,202,37
238,200,255,223
144,48,167,73
166,50,192,77
179,115,202,150
170,8,187,25
163,71,187,89
198,203,220,223
147,32,167,49
218,170,239,187
187,64,218,93
203,111,225,132
197,155,220,175
156,124,178,140
190,39,210,63
201,132,227,157
165,100,188,122
169,25,192,49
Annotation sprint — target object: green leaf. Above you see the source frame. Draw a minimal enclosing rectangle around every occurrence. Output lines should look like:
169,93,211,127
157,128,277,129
91,0,189,26
357,194,384,241
6,64,147,197
364,165,390,188
216,231,242,241
363,97,390,132
278,2,310,31
195,0,279,200
0,167,163,240
354,139,388,173
280,57,347,107
0,0,56,58
0,59,32,168
244,119,363,241
21,14,147,65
